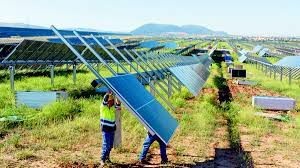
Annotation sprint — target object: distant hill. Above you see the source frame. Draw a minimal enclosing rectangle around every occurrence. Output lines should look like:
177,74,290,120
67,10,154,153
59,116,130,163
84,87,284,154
0,22,47,29
131,23,228,36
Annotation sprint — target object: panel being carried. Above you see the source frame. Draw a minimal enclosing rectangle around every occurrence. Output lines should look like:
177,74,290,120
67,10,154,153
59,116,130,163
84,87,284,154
106,74,178,144
169,65,206,96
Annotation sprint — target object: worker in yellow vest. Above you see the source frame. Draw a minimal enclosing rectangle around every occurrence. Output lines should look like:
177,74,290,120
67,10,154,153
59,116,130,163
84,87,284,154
100,90,121,166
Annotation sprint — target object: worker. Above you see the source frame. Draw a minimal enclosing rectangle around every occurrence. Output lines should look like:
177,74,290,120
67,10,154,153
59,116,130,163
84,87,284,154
100,90,121,166
138,132,169,165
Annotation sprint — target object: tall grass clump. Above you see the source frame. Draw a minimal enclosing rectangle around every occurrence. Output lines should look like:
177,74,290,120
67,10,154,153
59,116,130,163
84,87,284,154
25,99,82,127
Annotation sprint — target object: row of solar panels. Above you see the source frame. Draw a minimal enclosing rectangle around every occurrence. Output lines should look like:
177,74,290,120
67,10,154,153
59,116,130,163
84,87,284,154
0,40,120,65
252,45,270,57
237,47,300,79
0,27,129,38
2,26,212,144
52,26,214,144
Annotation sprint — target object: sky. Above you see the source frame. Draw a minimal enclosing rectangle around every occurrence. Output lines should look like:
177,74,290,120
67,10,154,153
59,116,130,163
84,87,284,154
0,0,299,37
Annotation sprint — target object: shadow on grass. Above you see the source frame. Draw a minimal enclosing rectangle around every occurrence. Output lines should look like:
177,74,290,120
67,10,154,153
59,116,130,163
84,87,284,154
210,63,254,168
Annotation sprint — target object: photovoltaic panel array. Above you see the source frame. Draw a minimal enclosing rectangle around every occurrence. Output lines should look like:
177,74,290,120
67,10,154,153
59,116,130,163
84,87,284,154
1,39,126,66
48,37,123,46
106,74,178,144
169,65,206,96
253,45,263,53
190,63,211,81
0,27,129,38
274,56,300,68
0,43,17,61
258,48,269,57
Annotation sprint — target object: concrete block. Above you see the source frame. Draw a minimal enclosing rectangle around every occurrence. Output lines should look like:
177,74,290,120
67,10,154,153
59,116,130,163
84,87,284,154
238,80,257,86
252,96,296,111
16,91,68,109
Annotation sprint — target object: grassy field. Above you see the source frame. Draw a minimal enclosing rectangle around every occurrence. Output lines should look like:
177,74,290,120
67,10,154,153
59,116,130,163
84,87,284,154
1,41,299,167
0,62,229,167
221,41,300,167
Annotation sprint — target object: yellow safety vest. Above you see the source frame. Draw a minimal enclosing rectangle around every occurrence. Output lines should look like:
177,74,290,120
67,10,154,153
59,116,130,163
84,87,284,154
100,103,116,127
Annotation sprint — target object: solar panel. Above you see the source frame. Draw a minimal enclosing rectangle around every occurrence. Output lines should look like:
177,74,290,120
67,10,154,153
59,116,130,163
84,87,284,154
239,55,248,63
169,65,206,96
253,45,263,53
48,37,123,46
0,44,17,61
247,55,271,64
50,26,178,144
106,74,178,144
190,63,210,81
0,27,128,38
275,56,300,68
258,48,269,57
1,39,124,66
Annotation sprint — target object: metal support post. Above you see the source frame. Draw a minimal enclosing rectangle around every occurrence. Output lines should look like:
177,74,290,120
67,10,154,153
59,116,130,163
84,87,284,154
73,64,77,84
167,74,173,98
114,107,122,147
280,67,283,81
274,67,276,79
150,78,155,96
289,69,292,85
9,66,15,92
50,65,54,87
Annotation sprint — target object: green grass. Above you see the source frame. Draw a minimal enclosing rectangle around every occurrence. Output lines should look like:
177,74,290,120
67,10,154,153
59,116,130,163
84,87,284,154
15,149,36,160
243,64,300,102
0,63,223,166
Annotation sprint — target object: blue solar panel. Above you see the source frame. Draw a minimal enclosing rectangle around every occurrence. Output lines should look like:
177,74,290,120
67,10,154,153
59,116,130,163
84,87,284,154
169,65,206,96
190,64,210,81
106,74,178,144
0,27,128,38
139,40,160,48
48,37,123,46
275,56,300,68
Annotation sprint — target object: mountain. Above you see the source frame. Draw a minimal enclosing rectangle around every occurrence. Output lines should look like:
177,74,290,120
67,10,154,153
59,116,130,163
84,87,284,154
0,22,47,29
131,23,228,36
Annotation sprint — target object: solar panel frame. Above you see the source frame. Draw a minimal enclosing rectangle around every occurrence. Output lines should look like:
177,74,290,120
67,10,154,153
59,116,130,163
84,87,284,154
106,74,179,144
169,65,206,96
